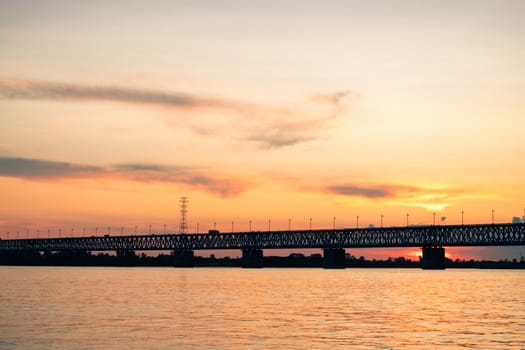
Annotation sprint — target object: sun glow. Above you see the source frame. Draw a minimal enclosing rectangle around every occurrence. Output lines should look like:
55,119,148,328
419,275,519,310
406,249,422,260
415,203,449,212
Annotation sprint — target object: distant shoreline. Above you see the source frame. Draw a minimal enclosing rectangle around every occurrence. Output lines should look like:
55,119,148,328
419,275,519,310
1,253,524,269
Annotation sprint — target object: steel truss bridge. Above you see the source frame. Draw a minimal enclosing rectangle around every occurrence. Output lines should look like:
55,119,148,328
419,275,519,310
1,223,524,253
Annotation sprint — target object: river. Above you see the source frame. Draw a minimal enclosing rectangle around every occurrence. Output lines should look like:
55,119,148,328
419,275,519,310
0,266,523,349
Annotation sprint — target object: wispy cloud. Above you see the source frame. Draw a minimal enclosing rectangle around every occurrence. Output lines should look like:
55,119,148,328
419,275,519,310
242,91,354,148
0,156,247,197
0,77,355,149
244,124,315,148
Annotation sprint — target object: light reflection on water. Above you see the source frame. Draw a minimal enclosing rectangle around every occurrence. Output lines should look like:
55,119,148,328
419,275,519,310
0,267,524,349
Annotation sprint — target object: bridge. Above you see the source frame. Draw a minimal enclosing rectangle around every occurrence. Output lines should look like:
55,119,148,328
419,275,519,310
1,223,524,269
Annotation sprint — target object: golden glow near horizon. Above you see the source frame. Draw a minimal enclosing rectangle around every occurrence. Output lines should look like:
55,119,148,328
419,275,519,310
1,1,524,259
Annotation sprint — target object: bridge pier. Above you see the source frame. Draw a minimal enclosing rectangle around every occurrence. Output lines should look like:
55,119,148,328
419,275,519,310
115,250,136,266
421,246,446,270
241,248,263,268
116,250,135,258
323,248,346,269
173,250,195,267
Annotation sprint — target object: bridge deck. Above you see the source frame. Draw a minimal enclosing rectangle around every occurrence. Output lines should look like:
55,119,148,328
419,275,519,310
1,223,524,252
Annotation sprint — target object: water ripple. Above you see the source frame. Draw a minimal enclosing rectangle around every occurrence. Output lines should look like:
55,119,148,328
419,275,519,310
0,267,524,349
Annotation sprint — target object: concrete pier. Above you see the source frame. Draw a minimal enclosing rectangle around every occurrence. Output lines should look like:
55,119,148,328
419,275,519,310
241,248,263,268
173,250,195,267
421,246,446,270
115,249,137,266
323,248,346,269
116,250,135,258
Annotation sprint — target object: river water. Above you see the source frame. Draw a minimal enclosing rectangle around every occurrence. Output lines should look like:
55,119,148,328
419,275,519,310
0,266,523,349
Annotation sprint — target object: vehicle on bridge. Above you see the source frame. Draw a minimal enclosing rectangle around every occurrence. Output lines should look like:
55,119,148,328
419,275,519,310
208,230,220,234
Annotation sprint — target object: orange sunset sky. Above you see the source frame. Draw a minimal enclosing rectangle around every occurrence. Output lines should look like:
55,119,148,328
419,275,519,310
1,1,524,260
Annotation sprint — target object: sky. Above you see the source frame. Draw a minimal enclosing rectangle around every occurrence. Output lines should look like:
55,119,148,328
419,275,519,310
1,0,524,260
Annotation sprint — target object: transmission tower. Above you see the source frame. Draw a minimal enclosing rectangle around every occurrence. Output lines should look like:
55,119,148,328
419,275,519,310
179,197,189,234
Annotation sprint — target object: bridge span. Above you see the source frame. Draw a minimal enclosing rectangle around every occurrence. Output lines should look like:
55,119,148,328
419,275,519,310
1,223,524,269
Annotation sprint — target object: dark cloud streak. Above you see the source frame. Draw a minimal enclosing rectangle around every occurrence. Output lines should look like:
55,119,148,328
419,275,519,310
0,78,234,109
0,157,102,178
113,163,245,197
0,156,246,197
324,184,419,199
327,185,391,198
